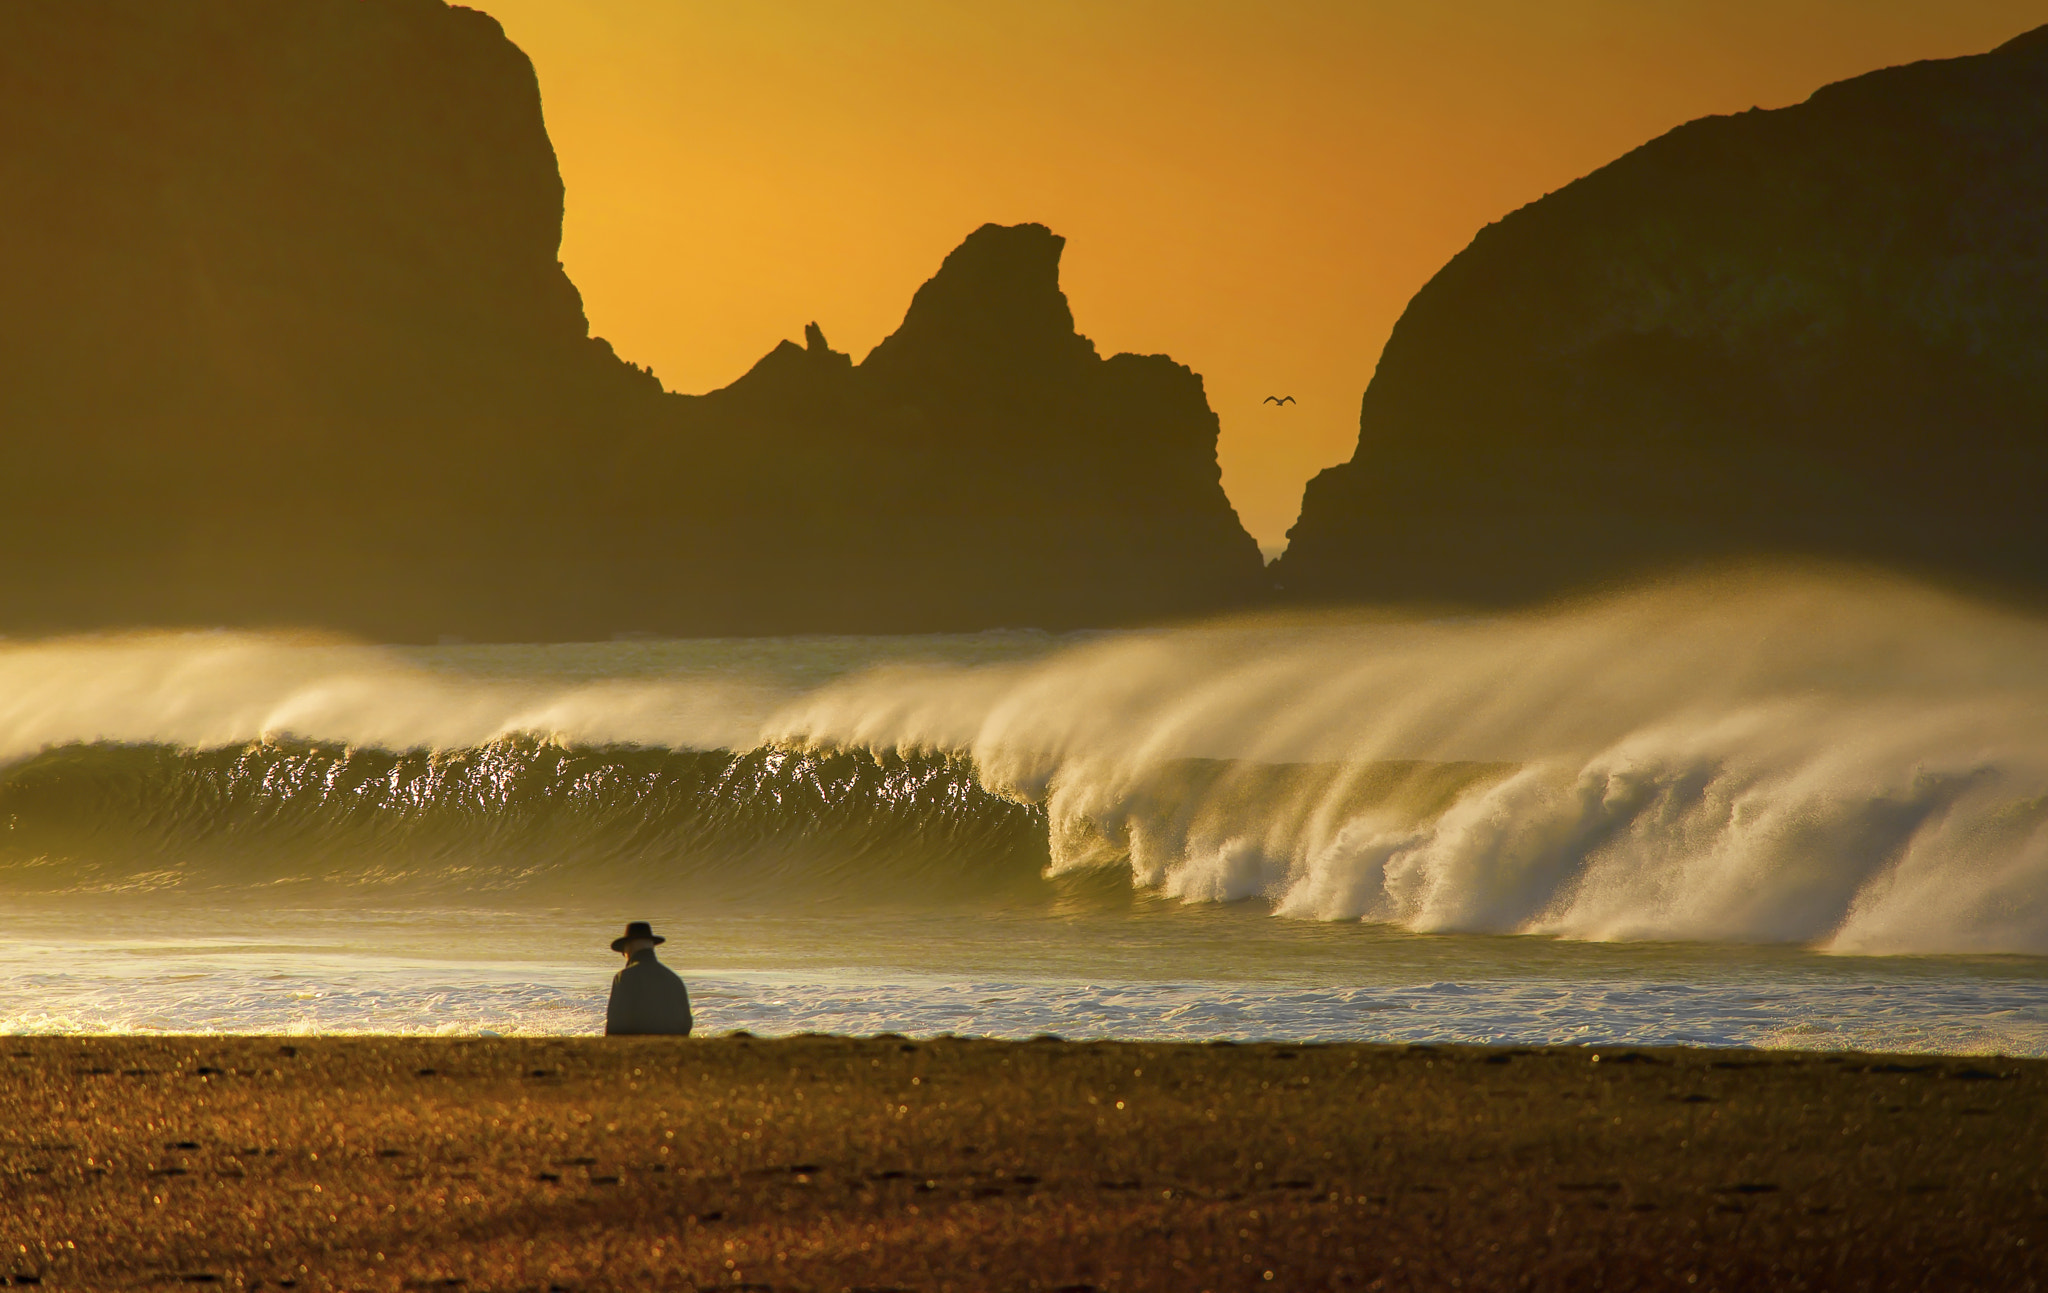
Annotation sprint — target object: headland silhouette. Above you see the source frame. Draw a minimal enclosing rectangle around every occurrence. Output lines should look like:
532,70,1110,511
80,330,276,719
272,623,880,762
0,2,1262,641
1276,27,2048,606
7,3,2048,638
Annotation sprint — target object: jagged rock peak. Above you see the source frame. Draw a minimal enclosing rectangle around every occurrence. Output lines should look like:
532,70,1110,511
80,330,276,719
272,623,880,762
860,222,1098,379
804,321,828,352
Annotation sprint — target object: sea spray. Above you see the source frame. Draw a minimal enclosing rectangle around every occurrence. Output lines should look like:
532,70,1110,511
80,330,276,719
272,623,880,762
765,569,2048,955
0,631,785,757
3,569,2048,955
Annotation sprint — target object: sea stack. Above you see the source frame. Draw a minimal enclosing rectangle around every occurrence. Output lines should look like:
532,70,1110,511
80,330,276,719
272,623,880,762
0,1,1262,639
1275,27,2048,606
632,223,1267,633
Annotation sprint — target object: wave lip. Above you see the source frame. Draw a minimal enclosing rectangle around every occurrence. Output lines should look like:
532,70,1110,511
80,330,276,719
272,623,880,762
6,569,2048,956
767,570,2048,957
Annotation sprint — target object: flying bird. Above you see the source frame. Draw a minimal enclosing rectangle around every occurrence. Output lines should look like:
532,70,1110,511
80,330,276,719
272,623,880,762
1263,395,1296,405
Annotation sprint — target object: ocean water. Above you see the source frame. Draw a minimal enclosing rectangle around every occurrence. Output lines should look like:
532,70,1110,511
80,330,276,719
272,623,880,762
3,569,2046,1054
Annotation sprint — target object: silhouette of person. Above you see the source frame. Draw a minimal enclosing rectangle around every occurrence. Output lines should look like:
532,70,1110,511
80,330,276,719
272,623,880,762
604,920,693,1036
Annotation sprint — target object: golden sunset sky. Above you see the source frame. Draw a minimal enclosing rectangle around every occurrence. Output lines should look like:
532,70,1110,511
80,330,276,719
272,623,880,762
472,1,2045,555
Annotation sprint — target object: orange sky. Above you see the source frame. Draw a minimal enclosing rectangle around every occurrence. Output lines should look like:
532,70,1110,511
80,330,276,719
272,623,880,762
472,0,2046,555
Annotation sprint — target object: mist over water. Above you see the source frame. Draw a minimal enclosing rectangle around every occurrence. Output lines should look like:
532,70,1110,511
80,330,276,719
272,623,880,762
774,568,2048,957
4,569,2047,1046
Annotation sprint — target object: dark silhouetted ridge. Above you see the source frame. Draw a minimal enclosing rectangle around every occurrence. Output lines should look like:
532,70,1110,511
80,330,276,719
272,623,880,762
626,223,1266,633
1275,25,2048,606
0,2,1260,639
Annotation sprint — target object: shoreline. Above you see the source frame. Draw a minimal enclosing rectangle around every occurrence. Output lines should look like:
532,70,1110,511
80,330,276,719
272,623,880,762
2,1035,2042,1290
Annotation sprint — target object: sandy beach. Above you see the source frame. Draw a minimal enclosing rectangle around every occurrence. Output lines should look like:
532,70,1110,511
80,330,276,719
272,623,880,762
1,1035,2041,1291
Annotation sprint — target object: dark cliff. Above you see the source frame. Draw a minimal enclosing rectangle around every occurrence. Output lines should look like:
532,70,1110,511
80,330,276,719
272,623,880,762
1275,27,2048,606
0,0,663,638
609,223,1266,632
0,1,1260,639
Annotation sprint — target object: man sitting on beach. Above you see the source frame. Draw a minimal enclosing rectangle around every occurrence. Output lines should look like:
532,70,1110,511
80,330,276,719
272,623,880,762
604,920,693,1036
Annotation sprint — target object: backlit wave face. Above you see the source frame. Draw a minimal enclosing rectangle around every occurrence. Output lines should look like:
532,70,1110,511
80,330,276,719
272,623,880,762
5,568,2047,956
766,569,2048,955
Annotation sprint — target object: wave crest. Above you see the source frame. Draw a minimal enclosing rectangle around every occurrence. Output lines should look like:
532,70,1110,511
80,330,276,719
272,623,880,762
767,570,2048,955
6,570,2048,954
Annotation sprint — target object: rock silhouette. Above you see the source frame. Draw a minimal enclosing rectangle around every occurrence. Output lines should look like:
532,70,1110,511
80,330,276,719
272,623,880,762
616,223,1266,632
0,0,1260,640
1275,26,2048,606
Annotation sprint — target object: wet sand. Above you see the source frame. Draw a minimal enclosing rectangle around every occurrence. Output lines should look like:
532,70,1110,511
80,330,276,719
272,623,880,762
1,1035,2042,1291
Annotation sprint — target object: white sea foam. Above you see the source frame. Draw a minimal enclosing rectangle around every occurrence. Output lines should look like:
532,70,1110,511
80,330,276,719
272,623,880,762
4,568,2048,958
768,568,2048,956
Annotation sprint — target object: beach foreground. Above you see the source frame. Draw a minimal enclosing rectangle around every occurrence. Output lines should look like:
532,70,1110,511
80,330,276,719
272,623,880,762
1,1037,2041,1291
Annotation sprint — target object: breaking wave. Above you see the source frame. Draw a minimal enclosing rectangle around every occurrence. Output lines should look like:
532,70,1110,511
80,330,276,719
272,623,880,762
4,568,2048,955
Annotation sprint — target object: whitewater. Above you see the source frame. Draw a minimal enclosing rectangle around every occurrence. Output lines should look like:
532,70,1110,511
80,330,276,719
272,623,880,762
2,568,2044,1053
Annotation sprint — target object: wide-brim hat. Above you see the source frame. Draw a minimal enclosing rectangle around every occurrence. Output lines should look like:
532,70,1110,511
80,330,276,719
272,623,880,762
611,920,666,952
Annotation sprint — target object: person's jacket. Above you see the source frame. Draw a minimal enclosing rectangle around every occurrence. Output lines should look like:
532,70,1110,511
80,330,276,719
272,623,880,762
605,950,693,1036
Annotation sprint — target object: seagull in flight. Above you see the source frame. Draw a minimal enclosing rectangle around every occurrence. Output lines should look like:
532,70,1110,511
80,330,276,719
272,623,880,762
1263,395,1296,405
